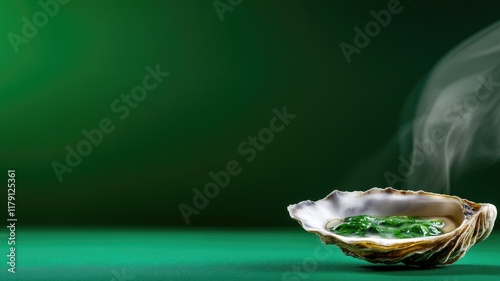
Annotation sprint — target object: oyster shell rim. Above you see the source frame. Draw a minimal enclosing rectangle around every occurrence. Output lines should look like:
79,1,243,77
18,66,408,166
288,187,497,247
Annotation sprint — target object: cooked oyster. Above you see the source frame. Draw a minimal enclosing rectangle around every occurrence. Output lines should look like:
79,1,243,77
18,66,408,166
287,187,497,267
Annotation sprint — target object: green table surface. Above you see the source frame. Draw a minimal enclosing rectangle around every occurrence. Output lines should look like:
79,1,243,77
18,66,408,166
2,229,499,281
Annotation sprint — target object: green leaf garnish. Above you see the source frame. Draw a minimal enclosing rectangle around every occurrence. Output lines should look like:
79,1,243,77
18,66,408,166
330,215,444,239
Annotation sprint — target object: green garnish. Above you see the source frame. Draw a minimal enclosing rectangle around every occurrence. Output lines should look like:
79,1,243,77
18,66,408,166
330,215,444,239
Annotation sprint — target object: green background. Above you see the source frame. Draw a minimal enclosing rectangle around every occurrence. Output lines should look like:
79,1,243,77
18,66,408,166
1,1,500,280
2,0,498,228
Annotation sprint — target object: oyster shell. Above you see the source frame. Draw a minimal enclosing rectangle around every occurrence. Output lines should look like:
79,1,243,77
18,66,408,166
287,187,497,267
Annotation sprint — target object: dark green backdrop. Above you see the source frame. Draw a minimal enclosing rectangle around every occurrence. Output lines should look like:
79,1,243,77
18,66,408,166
1,0,499,228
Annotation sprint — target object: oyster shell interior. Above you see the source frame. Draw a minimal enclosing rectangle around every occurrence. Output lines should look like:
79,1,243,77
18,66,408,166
324,195,463,238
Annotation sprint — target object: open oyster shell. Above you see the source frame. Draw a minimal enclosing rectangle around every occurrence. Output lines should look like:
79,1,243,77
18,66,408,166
288,187,497,267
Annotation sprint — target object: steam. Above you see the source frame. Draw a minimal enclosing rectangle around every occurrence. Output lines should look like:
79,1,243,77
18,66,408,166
402,21,500,194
